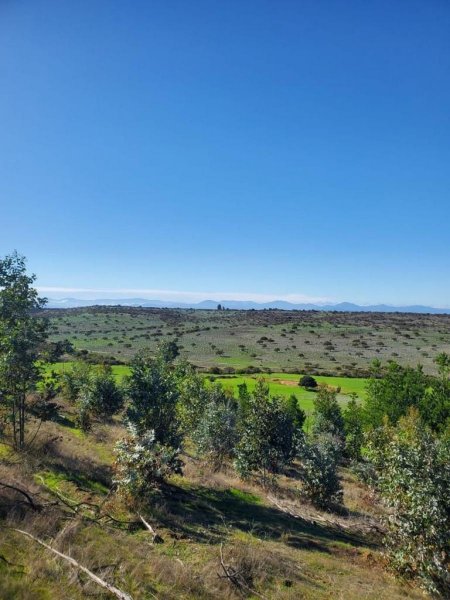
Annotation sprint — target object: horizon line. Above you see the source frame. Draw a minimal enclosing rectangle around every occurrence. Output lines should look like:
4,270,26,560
36,288,450,310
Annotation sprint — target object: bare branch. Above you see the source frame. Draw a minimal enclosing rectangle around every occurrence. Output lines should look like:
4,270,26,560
11,528,133,600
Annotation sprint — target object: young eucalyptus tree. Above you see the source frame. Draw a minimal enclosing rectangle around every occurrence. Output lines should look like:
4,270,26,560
0,252,49,449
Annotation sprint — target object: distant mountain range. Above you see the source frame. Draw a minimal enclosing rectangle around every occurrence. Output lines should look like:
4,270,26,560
45,297,450,314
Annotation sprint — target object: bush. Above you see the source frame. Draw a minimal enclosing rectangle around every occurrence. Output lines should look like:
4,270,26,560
88,365,124,418
234,380,298,484
60,363,123,429
177,366,209,433
365,410,450,596
60,362,92,403
297,435,343,509
114,425,183,500
193,386,238,469
299,375,317,388
311,386,345,448
126,349,181,448
343,395,364,460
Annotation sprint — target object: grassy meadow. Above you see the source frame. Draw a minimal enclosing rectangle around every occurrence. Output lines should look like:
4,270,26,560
46,362,368,413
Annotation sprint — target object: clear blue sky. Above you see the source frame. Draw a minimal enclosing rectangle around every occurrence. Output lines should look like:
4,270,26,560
1,1,449,306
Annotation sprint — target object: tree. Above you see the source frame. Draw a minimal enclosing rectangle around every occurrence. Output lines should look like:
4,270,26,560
177,364,209,433
88,365,124,418
364,359,449,434
193,385,238,469
297,435,343,509
234,380,298,484
60,362,92,403
286,394,306,430
311,386,345,443
343,395,364,460
114,425,183,501
157,340,180,363
126,347,181,448
299,375,317,389
364,361,428,429
0,252,49,449
366,410,450,596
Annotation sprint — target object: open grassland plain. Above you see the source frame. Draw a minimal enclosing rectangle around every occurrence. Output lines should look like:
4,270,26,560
211,373,368,412
0,401,425,600
42,306,450,376
45,363,367,412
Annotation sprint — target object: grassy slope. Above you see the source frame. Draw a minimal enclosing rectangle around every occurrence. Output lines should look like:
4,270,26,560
0,406,424,600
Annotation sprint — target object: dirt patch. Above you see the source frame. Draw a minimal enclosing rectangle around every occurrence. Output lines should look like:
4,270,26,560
272,378,299,387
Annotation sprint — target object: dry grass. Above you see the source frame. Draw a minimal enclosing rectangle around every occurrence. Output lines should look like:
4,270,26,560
0,416,427,600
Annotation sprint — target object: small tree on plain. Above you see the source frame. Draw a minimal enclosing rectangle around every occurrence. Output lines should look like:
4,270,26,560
299,375,317,389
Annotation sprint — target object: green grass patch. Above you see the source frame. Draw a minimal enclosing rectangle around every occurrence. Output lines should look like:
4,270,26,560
211,373,367,413
35,469,109,495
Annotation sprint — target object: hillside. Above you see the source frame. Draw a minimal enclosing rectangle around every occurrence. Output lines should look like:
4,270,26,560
0,403,424,600
43,307,450,376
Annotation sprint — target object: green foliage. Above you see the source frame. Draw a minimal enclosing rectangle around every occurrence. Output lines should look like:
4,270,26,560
157,339,180,363
114,425,183,500
193,384,238,469
41,338,74,362
365,410,450,596
299,375,317,388
343,395,364,460
311,386,345,445
60,362,92,403
126,349,181,448
234,380,298,484
364,361,428,428
0,251,49,449
88,365,124,418
364,359,450,433
60,362,124,430
177,364,209,433
29,372,61,422
297,435,343,509
286,394,306,430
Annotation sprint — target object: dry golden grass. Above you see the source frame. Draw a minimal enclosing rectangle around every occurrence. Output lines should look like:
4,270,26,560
0,414,427,600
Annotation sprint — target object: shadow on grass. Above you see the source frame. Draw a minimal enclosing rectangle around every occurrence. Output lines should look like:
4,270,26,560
148,482,372,553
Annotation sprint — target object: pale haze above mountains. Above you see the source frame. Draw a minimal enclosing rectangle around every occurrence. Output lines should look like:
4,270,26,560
45,298,450,314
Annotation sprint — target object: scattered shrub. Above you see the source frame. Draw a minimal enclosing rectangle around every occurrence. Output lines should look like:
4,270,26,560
298,375,317,388
114,425,183,500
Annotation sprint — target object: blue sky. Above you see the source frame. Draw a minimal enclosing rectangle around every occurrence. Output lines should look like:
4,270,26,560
1,1,449,306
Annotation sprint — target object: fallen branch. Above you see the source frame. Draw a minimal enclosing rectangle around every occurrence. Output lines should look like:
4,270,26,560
0,481,41,511
12,528,133,600
138,514,163,543
218,543,268,600
267,495,384,536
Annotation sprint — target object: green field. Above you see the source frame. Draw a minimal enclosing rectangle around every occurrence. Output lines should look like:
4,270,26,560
212,372,368,413
46,362,367,415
